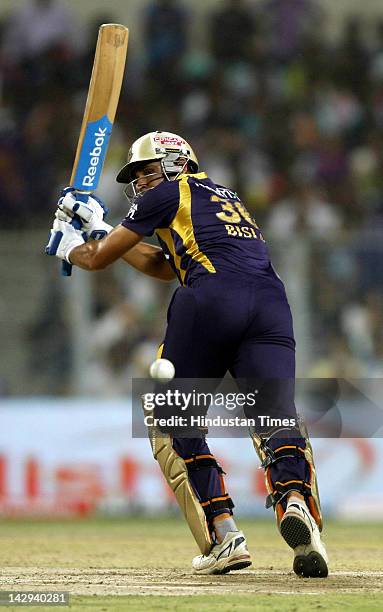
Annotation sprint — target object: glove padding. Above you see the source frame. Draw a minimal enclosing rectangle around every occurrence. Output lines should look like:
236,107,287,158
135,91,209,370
58,188,113,240
45,217,86,263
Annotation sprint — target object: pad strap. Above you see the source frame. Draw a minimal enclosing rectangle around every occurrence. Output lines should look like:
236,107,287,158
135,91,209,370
185,454,233,518
185,454,226,474
265,477,312,509
261,444,306,468
201,495,235,518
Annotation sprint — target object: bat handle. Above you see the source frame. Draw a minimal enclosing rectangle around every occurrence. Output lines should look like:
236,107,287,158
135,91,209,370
61,191,89,277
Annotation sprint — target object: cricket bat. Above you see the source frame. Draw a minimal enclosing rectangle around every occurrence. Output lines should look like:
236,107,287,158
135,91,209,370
62,23,129,276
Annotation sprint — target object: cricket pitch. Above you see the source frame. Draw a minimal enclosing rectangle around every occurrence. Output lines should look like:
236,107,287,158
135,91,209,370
0,517,382,610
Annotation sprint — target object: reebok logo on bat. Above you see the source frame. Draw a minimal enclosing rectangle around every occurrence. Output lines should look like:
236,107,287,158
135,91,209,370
82,127,108,187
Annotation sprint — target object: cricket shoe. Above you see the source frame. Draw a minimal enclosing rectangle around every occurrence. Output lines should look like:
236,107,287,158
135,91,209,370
280,499,329,578
192,530,252,575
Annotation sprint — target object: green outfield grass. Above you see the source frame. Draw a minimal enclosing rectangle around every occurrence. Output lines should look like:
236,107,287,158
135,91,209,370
0,517,382,610
69,593,383,611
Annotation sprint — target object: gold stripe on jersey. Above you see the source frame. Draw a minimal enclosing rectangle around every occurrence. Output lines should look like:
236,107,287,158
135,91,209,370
184,172,209,180
170,175,216,275
156,227,187,284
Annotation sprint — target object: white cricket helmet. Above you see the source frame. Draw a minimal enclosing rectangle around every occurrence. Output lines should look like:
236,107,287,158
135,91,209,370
116,130,199,185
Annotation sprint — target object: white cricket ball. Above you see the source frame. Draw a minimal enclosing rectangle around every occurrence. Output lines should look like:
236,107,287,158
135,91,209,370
149,358,175,383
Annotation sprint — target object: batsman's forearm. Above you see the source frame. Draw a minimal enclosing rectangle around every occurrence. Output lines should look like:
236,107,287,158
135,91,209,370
68,225,142,270
68,240,116,270
122,242,176,281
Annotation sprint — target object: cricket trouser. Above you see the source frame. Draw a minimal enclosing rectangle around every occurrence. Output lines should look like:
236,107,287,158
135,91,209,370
159,271,314,526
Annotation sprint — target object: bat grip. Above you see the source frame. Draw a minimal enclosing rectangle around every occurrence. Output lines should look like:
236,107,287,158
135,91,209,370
61,191,89,277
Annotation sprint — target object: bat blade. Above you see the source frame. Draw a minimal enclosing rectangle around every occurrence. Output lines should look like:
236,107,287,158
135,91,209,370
70,24,129,192
62,23,129,276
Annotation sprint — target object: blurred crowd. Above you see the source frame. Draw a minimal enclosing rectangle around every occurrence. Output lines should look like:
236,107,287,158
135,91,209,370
1,0,383,394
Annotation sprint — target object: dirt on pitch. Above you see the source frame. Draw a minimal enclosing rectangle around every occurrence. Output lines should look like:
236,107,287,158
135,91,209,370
0,518,382,597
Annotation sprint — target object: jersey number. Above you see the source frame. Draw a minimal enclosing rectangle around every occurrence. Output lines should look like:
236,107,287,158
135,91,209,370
211,195,265,241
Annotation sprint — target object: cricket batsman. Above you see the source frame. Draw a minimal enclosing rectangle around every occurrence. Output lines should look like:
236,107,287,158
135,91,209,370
46,131,328,577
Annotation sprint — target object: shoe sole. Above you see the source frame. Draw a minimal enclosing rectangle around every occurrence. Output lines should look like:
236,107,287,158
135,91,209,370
294,551,329,578
194,555,252,575
219,556,252,575
193,555,252,576
280,515,328,578
280,514,311,549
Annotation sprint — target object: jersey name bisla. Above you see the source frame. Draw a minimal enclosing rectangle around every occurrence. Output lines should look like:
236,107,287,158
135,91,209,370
122,172,271,286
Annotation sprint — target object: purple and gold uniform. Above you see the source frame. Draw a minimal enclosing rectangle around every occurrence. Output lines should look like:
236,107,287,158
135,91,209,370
122,173,312,528
122,172,271,286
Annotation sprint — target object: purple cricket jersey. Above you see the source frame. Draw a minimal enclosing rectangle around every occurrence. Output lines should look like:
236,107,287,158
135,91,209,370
121,172,272,286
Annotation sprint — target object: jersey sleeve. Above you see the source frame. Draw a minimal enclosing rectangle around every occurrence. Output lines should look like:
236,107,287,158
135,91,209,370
121,182,179,237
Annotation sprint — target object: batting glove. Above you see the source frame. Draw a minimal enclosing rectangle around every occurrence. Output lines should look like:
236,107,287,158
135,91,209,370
45,217,87,263
58,188,113,240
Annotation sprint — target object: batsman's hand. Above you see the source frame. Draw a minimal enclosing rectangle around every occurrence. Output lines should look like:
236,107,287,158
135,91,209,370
45,217,87,263
58,187,113,240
